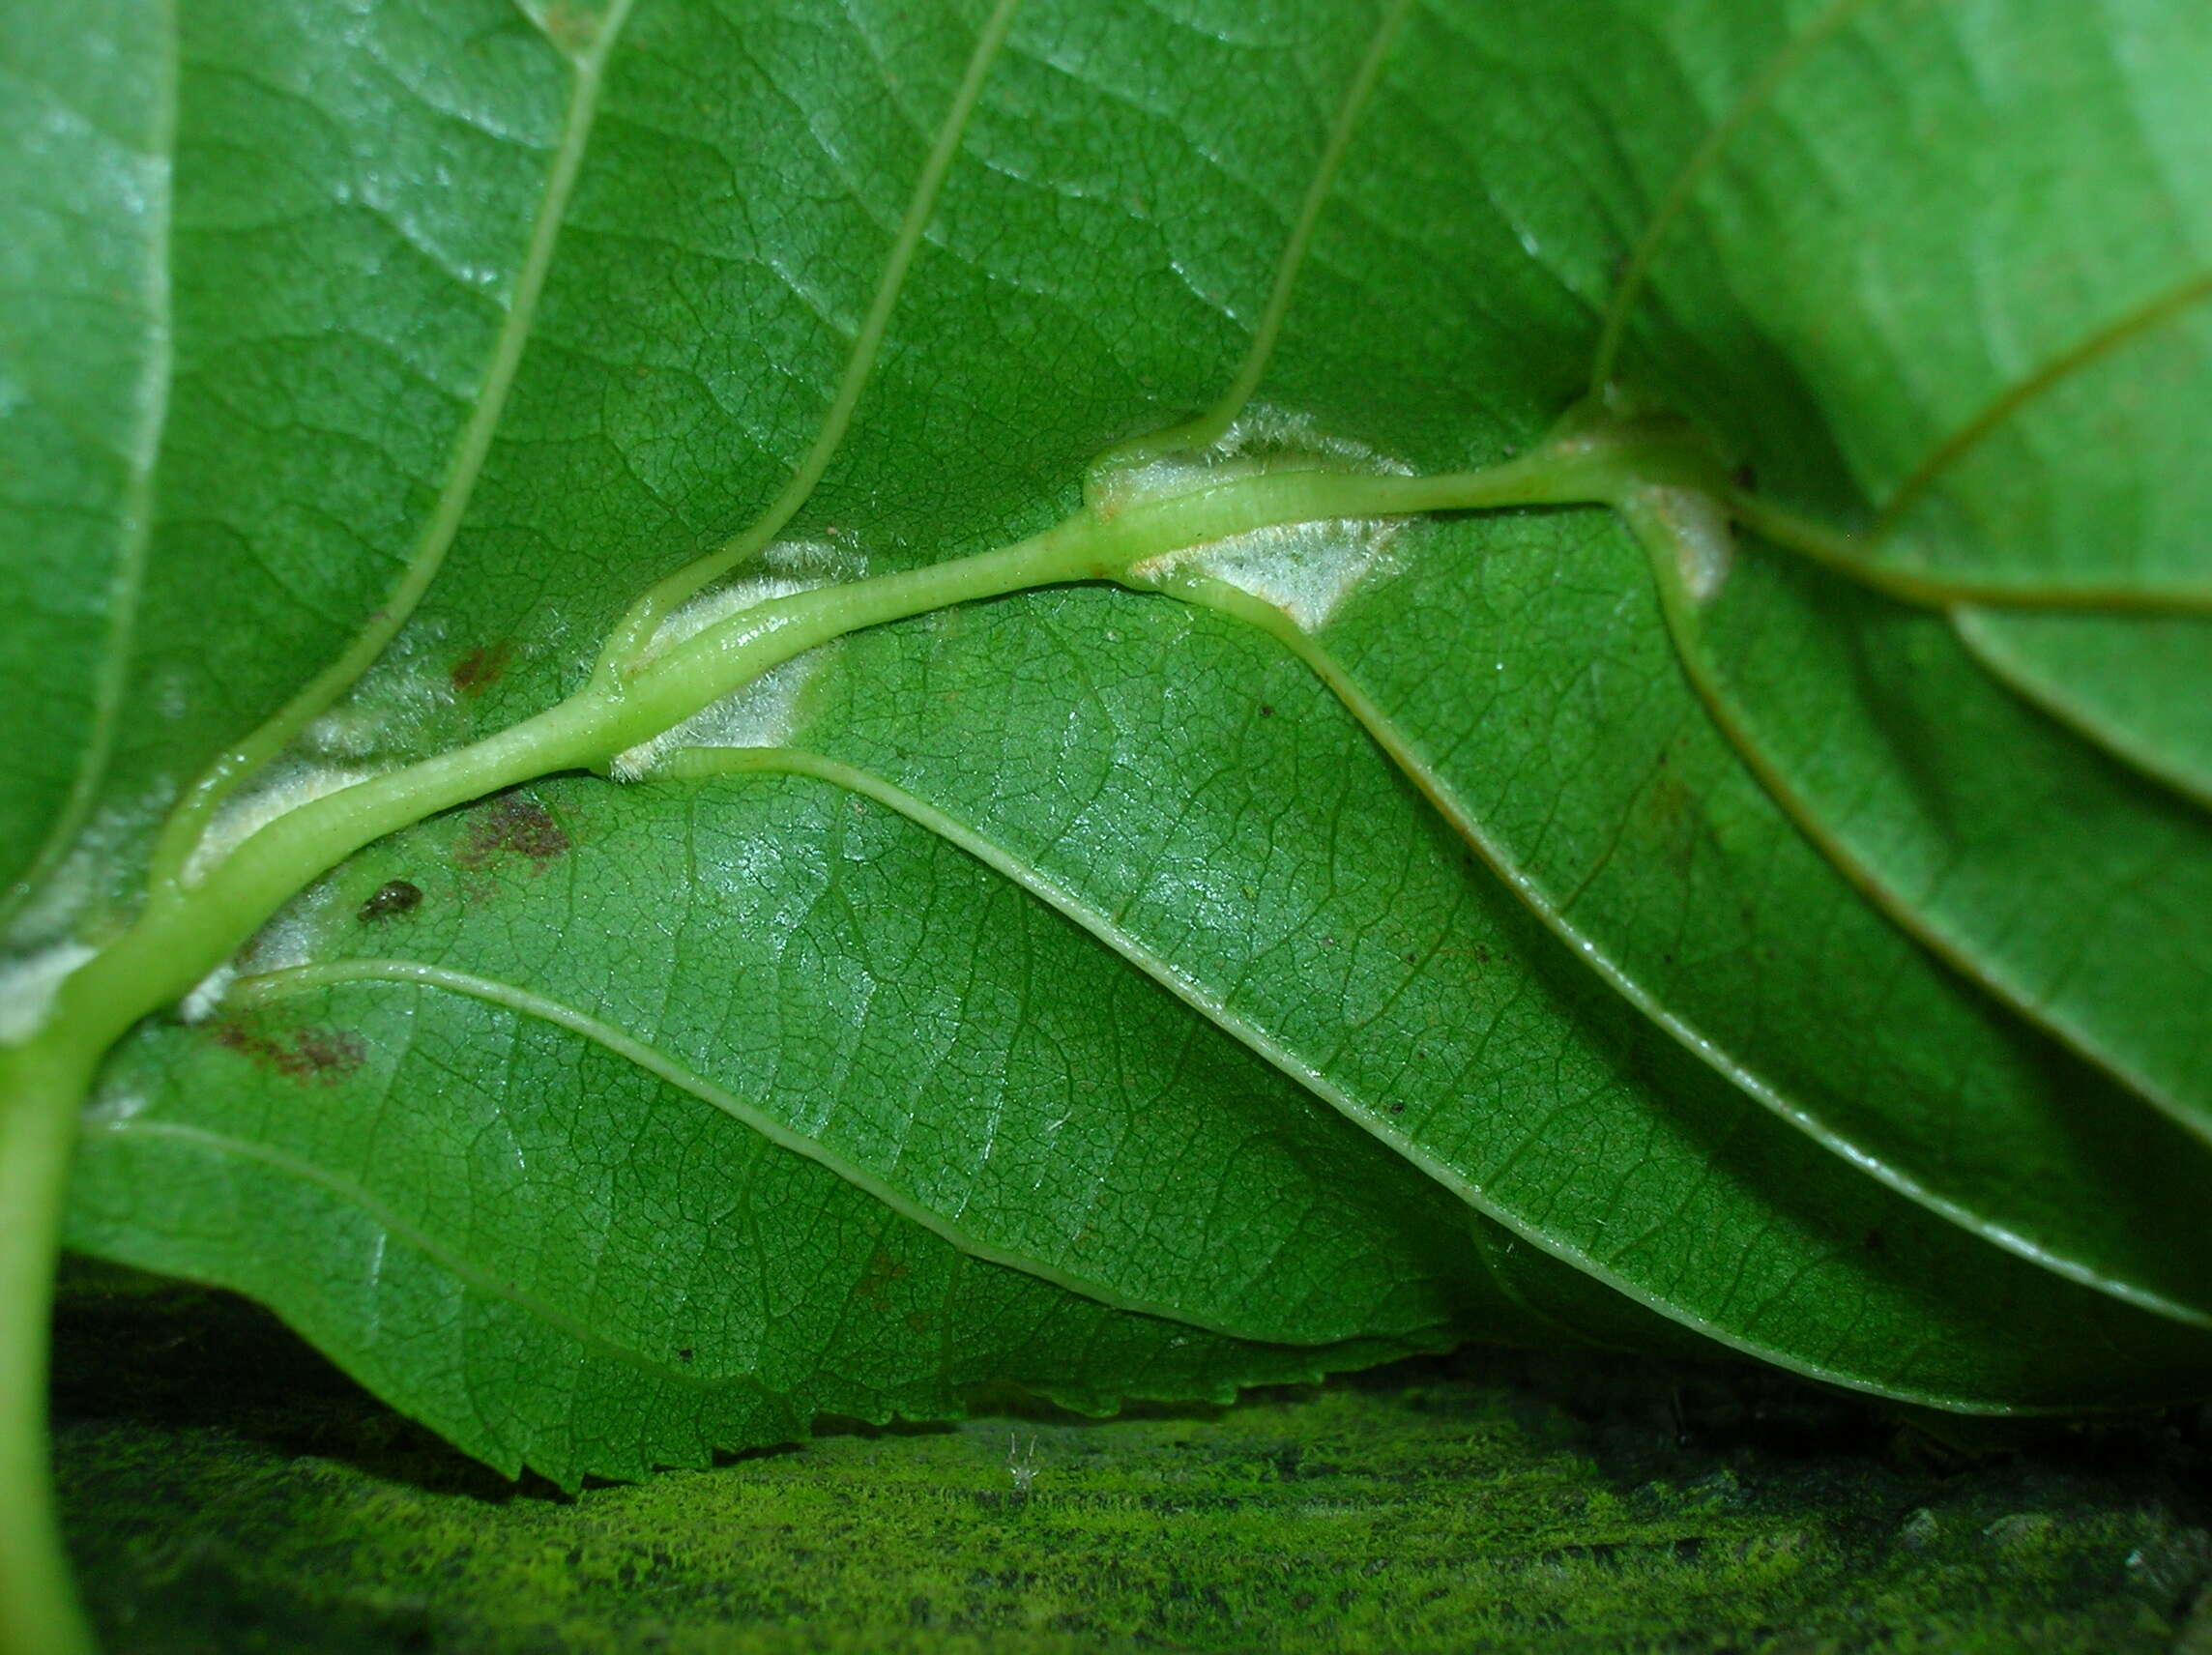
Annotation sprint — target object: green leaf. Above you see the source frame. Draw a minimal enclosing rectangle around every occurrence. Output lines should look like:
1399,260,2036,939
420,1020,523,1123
10,1,2212,1608
113,772,1505,1342
1954,610,2212,809
0,0,170,915
1587,0,2212,606
753,584,2212,1399
142,0,566,765
1255,508,2212,1327
68,959,1451,1487
1660,544,2212,1137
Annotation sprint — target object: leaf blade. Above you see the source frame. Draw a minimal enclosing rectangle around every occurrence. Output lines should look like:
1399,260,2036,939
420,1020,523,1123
742,581,2212,1397
0,0,171,919
68,983,1445,1487
1954,609,2212,811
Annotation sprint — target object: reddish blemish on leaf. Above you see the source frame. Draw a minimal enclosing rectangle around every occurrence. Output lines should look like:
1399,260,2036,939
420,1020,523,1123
451,641,513,697
212,1021,366,1086
529,0,600,55
856,1247,910,1312
455,793,570,871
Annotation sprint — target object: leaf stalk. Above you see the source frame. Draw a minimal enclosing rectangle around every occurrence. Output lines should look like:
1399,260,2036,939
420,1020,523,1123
0,1032,105,1655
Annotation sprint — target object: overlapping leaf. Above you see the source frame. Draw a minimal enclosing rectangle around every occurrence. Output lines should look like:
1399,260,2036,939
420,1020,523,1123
0,0,170,916
1956,612,2212,807
70,961,1451,1486
1663,547,2212,1136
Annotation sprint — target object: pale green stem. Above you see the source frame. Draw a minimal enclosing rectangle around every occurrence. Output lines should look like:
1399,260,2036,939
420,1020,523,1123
66,452,1619,1045
0,1032,107,1655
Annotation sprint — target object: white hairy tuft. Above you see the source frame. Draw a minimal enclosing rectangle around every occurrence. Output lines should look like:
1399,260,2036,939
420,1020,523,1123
613,650,836,781
300,615,456,760
1153,515,1409,632
183,763,377,887
0,942,97,1046
177,961,237,1025
613,549,851,780
1113,406,1415,632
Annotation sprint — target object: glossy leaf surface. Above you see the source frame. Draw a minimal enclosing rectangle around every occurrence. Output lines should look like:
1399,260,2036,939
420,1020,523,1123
10,0,2212,1506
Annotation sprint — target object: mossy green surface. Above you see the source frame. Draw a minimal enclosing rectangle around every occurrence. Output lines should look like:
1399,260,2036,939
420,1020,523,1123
51,1267,2212,1653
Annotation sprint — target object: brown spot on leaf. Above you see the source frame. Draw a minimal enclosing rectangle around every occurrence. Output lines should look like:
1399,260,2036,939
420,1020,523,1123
455,792,570,871
451,642,513,697
1641,770,1702,879
212,1021,366,1086
531,0,599,55
857,1247,910,1313
1644,770,1694,828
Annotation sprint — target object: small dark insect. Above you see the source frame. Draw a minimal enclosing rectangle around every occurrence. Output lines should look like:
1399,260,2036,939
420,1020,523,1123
358,879,423,923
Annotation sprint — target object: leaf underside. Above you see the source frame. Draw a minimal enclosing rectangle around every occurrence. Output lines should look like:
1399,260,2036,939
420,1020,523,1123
10,0,2212,1489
